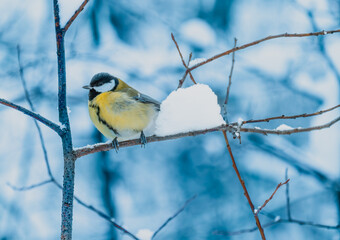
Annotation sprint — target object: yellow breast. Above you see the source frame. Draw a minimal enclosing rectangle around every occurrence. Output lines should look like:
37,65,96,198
88,91,157,140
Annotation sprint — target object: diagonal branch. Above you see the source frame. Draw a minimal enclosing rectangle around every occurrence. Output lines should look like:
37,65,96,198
152,195,197,239
222,130,266,239
239,116,340,135
17,46,54,177
242,104,340,124
0,98,64,136
171,33,197,88
63,0,90,33
7,179,53,191
187,29,340,72
255,179,290,216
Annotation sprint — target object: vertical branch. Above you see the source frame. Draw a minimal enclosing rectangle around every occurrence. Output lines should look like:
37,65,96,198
224,38,237,106
285,169,292,220
53,1,76,239
222,130,266,239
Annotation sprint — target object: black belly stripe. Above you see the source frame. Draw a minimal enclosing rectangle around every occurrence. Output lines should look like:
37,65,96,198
90,103,120,136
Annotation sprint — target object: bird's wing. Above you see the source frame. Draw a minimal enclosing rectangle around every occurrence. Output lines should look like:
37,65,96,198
133,93,161,111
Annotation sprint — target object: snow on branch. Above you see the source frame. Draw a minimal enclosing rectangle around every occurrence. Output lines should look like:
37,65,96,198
74,105,340,158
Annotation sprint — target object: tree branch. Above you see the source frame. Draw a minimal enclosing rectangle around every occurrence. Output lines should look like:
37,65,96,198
74,113,340,158
0,98,63,135
63,0,90,33
214,218,340,236
255,179,290,216
187,29,340,72
7,179,53,191
239,116,340,135
242,104,340,124
224,38,237,106
152,195,197,239
171,33,197,88
222,130,266,239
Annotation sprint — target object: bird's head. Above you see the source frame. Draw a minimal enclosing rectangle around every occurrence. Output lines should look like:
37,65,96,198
83,73,120,100
83,72,119,93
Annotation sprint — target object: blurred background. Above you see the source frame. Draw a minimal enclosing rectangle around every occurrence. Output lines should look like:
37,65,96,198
0,0,339,239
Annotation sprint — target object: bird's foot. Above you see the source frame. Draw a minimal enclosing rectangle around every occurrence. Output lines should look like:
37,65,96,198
112,137,119,153
140,131,147,148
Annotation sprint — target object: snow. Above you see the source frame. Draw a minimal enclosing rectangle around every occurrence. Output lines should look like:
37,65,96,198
275,124,294,131
188,58,207,68
179,18,216,47
155,84,225,136
237,117,244,126
136,229,153,240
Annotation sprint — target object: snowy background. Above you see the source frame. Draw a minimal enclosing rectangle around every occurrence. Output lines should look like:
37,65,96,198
0,0,339,239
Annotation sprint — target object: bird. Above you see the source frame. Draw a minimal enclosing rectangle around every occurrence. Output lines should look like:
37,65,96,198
83,72,160,151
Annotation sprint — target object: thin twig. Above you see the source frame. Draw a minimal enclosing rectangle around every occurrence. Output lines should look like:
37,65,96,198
224,38,237,106
187,29,340,72
74,114,340,158
171,33,197,88
214,218,340,236
0,98,64,135
222,131,266,239
214,220,279,236
152,195,197,239
63,0,90,33
7,179,53,191
242,104,340,124
285,169,292,220
17,46,54,177
255,179,290,216
239,116,340,135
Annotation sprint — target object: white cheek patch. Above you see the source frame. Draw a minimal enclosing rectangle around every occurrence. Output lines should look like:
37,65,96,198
93,81,116,92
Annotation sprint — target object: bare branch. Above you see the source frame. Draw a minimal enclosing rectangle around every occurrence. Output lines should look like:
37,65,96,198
7,179,53,191
285,169,292,220
188,29,340,72
171,33,197,88
0,98,63,135
239,116,340,135
224,38,237,106
255,179,290,216
242,104,340,124
152,195,197,239
17,45,54,177
222,131,266,239
72,194,140,240
63,0,90,33
214,220,278,236
214,218,340,236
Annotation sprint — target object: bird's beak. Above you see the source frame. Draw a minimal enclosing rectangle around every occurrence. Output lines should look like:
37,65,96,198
82,85,91,90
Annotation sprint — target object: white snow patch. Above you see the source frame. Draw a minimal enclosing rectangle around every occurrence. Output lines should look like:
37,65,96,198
274,216,281,222
136,229,154,240
180,18,216,47
276,124,293,131
237,117,244,126
188,58,207,68
155,84,225,136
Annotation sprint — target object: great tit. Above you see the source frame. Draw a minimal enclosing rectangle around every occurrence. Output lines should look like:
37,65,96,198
83,72,160,150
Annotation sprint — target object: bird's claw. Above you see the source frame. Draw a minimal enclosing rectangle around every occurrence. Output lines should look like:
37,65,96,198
140,131,147,148
112,137,119,153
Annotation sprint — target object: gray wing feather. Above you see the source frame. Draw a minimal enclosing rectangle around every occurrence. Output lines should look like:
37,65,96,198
134,93,160,111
